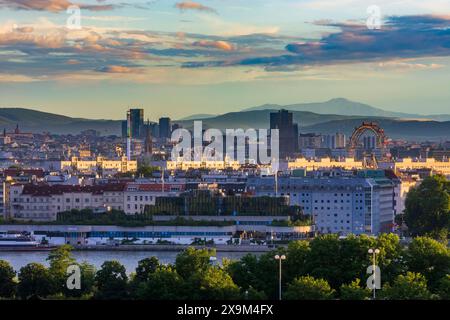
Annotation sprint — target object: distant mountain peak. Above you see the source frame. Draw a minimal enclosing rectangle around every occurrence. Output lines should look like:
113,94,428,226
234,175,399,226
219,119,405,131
327,97,351,102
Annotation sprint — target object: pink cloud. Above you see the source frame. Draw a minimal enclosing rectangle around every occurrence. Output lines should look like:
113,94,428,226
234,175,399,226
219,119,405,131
193,40,235,51
175,1,216,14
0,0,114,12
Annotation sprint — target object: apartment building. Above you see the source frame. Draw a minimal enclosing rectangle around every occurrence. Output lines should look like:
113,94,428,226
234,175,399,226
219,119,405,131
246,172,395,235
60,156,137,174
7,181,188,220
124,182,185,214
9,184,126,221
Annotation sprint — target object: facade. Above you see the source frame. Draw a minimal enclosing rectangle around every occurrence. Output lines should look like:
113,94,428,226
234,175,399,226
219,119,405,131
288,157,364,171
392,177,420,215
1,125,34,142
299,133,322,149
247,173,395,235
322,133,346,149
0,180,4,218
124,182,185,214
159,117,172,139
0,224,313,246
380,158,450,176
7,181,188,220
129,109,144,139
60,156,137,174
270,109,299,159
166,157,241,171
9,184,126,221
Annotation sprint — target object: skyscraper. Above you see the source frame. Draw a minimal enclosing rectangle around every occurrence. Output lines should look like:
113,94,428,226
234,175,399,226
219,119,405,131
159,117,172,139
270,109,299,159
144,120,153,156
121,120,127,138
129,109,144,139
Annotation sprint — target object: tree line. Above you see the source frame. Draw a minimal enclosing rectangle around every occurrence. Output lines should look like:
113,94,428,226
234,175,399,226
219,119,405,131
1,234,449,300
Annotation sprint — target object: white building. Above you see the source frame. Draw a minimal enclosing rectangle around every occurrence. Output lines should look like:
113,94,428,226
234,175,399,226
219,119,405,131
247,171,395,235
123,182,185,215
9,183,126,221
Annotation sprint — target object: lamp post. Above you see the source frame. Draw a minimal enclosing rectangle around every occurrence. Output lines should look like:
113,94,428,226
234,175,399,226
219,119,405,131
368,248,380,299
274,254,286,300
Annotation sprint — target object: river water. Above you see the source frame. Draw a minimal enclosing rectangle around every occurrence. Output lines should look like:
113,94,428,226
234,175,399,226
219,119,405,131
0,251,260,274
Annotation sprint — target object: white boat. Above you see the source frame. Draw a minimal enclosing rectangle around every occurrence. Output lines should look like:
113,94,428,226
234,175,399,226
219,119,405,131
0,232,55,251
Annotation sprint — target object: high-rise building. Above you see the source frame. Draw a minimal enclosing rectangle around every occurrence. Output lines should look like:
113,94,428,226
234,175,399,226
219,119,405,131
121,120,127,138
363,136,377,150
159,117,172,139
144,120,153,156
270,109,299,158
299,133,322,149
129,109,144,139
322,133,347,149
335,133,346,148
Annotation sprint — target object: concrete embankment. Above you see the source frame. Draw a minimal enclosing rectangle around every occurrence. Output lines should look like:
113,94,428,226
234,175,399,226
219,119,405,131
73,244,276,252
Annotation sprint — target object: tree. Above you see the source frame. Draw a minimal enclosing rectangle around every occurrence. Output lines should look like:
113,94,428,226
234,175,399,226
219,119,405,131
0,260,16,298
243,286,267,300
338,234,377,285
135,266,185,300
284,240,310,284
339,279,370,300
67,262,96,298
175,247,215,280
17,263,56,299
47,245,76,294
381,272,433,300
135,257,160,282
251,250,282,299
304,234,349,288
137,165,160,178
405,237,450,290
187,267,241,300
437,275,450,300
374,233,405,284
284,276,335,300
404,175,450,239
94,261,128,300
226,254,260,291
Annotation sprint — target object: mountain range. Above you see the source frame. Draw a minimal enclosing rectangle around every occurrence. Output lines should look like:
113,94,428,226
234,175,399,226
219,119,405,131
1,98,449,140
0,108,121,135
243,98,450,121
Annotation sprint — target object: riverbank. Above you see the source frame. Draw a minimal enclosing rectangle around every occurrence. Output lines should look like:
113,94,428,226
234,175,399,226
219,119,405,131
72,244,276,252
1,249,265,274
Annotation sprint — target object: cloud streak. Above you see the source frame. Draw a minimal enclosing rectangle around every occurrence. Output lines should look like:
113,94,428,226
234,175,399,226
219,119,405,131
185,15,450,71
0,0,115,12
175,1,217,14
192,40,234,51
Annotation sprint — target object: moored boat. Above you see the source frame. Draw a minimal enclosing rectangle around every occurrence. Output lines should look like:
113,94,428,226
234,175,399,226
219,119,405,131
0,232,56,251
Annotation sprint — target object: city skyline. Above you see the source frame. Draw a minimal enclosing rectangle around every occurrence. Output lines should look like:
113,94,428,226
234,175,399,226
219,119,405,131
1,0,450,120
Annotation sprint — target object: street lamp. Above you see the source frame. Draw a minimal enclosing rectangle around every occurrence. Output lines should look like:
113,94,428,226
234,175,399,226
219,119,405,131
274,254,286,300
368,248,380,299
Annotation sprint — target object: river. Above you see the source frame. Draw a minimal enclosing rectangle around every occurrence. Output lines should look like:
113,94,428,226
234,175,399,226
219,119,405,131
0,250,261,274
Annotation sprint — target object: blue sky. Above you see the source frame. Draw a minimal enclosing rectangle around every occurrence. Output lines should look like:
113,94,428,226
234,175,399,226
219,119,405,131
0,0,450,120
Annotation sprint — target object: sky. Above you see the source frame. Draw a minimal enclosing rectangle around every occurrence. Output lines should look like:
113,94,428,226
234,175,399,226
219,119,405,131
0,0,450,120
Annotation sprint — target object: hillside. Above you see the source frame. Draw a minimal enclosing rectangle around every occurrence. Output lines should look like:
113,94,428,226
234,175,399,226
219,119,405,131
175,109,374,130
176,110,450,141
244,98,450,121
1,106,449,140
304,118,450,140
0,108,121,135
179,114,217,121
